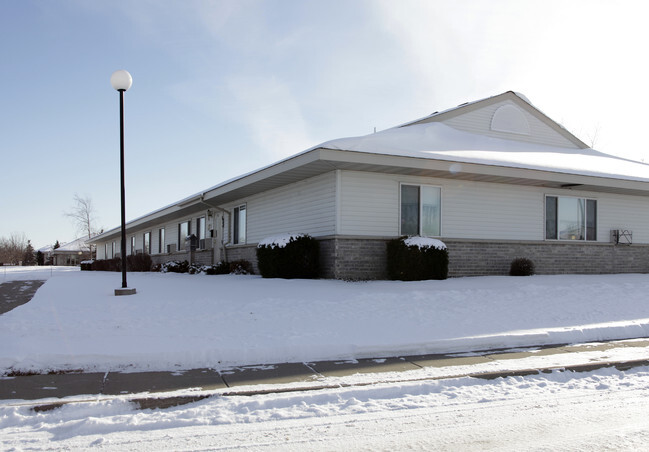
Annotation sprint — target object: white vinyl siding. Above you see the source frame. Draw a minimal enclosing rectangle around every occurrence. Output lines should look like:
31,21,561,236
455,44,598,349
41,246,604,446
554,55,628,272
339,171,399,236
597,194,649,243
443,99,579,149
339,171,542,240
443,181,541,240
227,172,336,244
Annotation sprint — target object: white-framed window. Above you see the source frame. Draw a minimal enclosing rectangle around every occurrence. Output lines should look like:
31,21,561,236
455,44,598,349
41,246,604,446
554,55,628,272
196,216,206,248
130,236,136,255
143,232,151,255
233,205,246,244
178,221,190,250
111,241,116,259
400,184,441,236
545,195,597,241
158,228,165,254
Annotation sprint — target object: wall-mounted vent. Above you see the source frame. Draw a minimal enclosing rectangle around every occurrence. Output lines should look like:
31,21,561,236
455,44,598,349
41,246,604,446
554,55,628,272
611,229,632,245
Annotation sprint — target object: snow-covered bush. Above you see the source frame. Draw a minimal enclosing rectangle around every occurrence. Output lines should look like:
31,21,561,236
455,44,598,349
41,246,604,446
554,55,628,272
387,236,448,281
256,233,319,279
80,260,94,271
509,257,535,276
187,263,208,274
160,260,190,274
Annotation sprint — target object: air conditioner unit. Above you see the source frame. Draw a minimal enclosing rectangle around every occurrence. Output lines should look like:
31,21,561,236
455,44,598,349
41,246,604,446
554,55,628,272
167,244,177,253
611,229,632,245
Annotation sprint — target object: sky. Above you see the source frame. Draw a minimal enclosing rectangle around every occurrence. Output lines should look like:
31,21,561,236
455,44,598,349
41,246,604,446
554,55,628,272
1,0,648,249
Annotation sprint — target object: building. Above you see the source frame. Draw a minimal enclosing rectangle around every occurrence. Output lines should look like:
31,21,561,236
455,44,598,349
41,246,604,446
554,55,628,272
89,91,649,279
52,237,92,266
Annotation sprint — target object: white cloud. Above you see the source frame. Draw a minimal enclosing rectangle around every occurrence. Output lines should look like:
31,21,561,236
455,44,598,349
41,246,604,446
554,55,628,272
226,75,314,160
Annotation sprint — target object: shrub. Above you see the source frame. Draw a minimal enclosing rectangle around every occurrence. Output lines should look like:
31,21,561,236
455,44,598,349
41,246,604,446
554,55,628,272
509,257,535,276
229,259,253,275
387,236,448,281
160,260,190,273
80,260,94,271
126,253,153,272
256,233,319,279
188,263,208,274
204,261,231,275
91,258,121,272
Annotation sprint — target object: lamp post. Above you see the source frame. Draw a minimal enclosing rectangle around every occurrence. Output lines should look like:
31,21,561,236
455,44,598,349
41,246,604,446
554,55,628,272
111,70,136,296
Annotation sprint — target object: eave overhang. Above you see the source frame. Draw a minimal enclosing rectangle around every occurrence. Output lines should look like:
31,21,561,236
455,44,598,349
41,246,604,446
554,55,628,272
89,147,649,243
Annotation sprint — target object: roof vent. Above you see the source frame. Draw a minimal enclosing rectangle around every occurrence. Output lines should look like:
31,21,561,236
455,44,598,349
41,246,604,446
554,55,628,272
491,104,530,135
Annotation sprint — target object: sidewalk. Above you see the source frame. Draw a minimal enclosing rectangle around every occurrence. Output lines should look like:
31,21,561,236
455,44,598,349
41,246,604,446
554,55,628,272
2,338,649,411
0,280,45,315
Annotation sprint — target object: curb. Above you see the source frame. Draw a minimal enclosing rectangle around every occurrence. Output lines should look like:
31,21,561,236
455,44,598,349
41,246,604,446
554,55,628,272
26,356,649,413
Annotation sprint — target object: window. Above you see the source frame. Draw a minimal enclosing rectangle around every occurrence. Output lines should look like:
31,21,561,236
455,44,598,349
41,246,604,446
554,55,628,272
143,232,151,255
130,236,136,255
545,196,597,241
111,241,115,259
158,228,165,254
400,184,441,236
104,243,108,259
178,221,190,249
233,205,246,244
196,217,205,248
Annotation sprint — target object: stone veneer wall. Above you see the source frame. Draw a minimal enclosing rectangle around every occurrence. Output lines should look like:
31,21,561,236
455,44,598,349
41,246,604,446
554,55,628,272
445,240,649,277
150,249,214,267
151,237,649,280
224,245,259,274
318,237,649,280
318,238,388,280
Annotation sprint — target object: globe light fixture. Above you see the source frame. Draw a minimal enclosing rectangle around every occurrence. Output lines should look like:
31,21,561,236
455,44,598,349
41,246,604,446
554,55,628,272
112,70,136,296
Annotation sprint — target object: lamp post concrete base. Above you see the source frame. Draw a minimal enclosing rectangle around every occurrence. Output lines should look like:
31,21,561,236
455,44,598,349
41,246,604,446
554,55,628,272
115,288,137,296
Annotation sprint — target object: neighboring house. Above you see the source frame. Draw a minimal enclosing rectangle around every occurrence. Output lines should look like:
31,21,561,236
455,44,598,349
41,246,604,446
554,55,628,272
52,237,92,266
89,91,649,279
37,245,54,265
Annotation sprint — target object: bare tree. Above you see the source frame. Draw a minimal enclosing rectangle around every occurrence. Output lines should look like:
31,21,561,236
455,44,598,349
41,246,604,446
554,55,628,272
585,123,601,149
65,194,100,240
65,194,100,259
0,232,28,265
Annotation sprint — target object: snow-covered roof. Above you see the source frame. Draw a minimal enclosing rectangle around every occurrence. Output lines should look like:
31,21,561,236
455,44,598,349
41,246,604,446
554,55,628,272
317,121,649,183
53,237,91,253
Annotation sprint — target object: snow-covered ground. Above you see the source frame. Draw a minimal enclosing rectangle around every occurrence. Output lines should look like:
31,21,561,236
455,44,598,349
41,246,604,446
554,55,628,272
2,267,649,450
2,268,649,374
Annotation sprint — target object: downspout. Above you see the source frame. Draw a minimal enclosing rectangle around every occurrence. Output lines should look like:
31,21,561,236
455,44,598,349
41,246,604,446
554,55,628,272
199,195,231,263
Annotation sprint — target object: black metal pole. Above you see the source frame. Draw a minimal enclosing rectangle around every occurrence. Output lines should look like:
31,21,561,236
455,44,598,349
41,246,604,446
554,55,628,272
119,89,128,289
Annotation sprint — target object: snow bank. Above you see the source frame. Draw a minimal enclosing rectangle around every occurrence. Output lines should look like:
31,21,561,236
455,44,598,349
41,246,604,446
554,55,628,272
2,366,649,449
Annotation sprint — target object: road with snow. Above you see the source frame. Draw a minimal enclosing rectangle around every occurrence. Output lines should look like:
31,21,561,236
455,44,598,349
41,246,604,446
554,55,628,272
3,366,649,450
